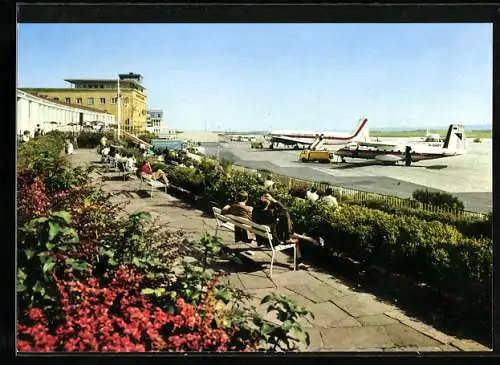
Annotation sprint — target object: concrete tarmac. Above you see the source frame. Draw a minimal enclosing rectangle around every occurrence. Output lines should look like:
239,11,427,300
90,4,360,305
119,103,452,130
202,139,492,214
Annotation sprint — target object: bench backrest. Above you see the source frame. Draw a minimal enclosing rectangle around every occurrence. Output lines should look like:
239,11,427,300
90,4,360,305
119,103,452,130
212,207,276,250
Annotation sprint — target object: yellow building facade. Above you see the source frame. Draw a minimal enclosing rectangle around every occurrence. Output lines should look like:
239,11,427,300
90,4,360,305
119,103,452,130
20,73,148,135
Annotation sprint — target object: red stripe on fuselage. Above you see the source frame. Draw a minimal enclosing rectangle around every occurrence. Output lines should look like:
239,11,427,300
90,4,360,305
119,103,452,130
270,118,368,140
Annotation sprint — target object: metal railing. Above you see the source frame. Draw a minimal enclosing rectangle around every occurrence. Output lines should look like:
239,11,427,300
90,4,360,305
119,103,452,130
231,165,487,219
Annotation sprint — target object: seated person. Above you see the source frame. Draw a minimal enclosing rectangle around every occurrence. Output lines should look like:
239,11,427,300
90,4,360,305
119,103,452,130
263,175,275,189
320,187,339,209
138,160,169,185
257,193,324,269
101,146,111,162
306,187,319,202
126,154,137,171
222,191,253,244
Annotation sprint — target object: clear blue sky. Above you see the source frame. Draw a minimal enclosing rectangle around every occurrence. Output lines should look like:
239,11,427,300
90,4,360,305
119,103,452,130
17,23,492,132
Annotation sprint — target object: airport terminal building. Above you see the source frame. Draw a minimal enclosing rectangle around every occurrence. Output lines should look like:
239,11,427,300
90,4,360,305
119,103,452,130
17,89,116,137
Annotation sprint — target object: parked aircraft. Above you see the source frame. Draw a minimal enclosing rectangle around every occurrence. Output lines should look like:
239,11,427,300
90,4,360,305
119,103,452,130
334,124,465,165
267,117,369,149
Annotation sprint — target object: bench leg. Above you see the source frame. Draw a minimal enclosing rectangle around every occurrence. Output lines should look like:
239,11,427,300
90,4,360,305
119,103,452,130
293,246,297,271
270,251,275,278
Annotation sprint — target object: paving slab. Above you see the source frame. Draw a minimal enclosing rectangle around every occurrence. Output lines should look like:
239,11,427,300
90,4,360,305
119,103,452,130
331,292,396,318
320,326,394,350
237,271,277,290
383,323,443,348
356,314,400,326
307,302,361,329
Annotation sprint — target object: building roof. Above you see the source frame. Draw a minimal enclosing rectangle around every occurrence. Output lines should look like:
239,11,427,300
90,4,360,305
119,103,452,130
22,90,114,115
64,78,145,88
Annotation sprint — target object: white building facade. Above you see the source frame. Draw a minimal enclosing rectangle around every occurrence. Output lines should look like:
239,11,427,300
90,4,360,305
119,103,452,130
17,89,116,137
146,109,164,136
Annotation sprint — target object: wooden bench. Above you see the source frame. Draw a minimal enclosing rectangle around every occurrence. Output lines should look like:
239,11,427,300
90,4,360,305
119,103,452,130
139,172,168,198
212,207,296,277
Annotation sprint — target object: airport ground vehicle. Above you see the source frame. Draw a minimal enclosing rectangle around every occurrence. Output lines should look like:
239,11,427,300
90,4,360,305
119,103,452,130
299,150,333,163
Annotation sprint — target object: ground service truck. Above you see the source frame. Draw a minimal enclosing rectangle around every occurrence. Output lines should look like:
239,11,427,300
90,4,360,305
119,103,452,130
299,150,333,163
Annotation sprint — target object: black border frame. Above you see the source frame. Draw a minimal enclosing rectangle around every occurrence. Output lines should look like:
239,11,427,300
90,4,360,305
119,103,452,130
3,1,499,363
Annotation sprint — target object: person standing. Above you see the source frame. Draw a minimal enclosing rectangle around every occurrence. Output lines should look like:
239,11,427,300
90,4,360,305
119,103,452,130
404,146,412,166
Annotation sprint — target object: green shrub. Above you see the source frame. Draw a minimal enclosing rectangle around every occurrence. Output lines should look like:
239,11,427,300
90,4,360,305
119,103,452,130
412,189,465,211
76,131,116,148
345,197,490,239
473,137,482,143
146,149,493,302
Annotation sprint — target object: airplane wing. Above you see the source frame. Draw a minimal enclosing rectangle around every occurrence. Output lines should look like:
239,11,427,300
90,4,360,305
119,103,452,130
269,135,311,145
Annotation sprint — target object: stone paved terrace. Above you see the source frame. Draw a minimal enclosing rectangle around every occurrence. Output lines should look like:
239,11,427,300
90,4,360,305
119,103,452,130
68,148,490,352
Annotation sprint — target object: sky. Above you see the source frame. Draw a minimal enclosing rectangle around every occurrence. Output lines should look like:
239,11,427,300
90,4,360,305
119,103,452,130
17,23,492,132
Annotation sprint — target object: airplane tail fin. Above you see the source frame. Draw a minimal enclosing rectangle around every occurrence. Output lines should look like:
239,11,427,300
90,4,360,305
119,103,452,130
443,124,466,152
352,117,370,142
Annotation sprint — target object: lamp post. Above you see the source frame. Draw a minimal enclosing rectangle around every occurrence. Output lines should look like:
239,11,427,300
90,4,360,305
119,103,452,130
216,124,221,161
117,77,121,140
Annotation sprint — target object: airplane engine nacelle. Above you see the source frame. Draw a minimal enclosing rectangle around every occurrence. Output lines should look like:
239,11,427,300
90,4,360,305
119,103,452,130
374,154,401,162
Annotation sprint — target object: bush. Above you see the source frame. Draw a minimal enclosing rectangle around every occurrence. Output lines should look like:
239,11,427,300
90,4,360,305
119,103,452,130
473,137,482,143
412,189,465,211
17,134,317,353
76,131,116,149
161,151,492,301
345,197,491,239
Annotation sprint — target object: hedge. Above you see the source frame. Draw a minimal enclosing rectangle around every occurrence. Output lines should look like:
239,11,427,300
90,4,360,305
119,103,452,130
165,155,492,300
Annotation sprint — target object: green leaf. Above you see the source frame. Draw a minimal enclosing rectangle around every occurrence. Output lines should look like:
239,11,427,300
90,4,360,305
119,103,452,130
154,288,166,297
32,281,44,293
132,257,143,267
261,294,272,304
141,288,156,295
24,249,35,260
51,211,71,224
42,259,56,273
48,221,59,241
16,282,26,292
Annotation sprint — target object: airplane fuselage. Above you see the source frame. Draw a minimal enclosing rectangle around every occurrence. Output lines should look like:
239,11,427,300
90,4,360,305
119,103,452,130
335,144,464,163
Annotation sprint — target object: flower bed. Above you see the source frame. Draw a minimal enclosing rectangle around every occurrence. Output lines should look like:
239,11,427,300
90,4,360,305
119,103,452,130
16,135,314,352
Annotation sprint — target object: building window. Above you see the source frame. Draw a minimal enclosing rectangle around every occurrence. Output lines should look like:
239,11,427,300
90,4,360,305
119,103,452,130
125,119,130,125
111,97,117,104
76,97,83,104
100,97,106,104
88,97,94,105
100,84,104,88
65,97,71,103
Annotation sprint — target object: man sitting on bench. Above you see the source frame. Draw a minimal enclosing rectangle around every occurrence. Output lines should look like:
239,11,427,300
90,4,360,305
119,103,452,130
254,193,324,269
222,190,253,244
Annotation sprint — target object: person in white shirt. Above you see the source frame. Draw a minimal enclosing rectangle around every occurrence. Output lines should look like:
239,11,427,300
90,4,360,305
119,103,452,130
263,175,275,189
125,154,137,172
66,141,74,155
306,187,319,202
320,187,339,209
